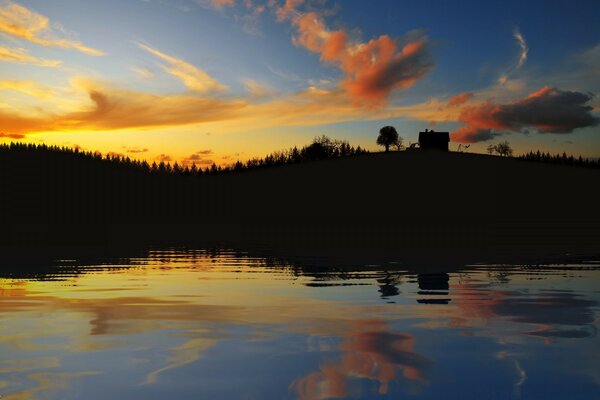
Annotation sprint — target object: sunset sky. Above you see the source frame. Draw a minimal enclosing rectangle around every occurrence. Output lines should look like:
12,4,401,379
1,0,599,165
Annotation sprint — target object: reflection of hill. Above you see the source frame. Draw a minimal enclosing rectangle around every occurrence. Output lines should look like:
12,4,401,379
2,146,599,266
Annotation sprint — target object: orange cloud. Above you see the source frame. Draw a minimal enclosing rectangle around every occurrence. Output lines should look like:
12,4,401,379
447,92,473,107
0,132,25,139
0,78,246,134
290,12,432,105
0,76,464,139
0,80,52,98
241,78,275,98
137,43,227,94
0,45,61,67
276,0,303,21
181,150,215,166
453,86,599,143
0,2,104,56
211,0,236,8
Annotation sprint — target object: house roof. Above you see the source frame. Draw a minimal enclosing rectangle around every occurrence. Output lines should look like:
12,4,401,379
418,131,450,142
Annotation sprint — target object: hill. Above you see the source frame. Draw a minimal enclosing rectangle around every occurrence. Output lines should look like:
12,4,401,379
1,145,599,266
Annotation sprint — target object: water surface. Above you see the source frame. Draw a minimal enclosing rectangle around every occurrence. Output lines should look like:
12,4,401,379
1,249,598,399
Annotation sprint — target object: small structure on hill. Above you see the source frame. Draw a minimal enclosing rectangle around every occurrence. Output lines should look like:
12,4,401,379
418,129,450,151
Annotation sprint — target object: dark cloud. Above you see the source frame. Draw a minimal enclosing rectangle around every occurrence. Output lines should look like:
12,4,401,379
156,154,172,162
453,87,599,143
125,147,149,154
181,150,215,166
488,291,598,339
0,132,25,139
453,126,502,143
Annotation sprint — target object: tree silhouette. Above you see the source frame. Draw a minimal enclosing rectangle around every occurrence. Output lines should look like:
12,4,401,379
393,136,404,151
494,141,513,157
377,126,399,152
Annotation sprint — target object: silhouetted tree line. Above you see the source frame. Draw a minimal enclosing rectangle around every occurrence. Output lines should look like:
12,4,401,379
519,150,600,168
0,136,367,178
241,136,367,171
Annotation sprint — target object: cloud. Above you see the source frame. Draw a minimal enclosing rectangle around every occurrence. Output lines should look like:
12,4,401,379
289,11,433,105
0,78,246,134
0,76,470,138
499,28,529,85
181,150,215,166
276,0,303,21
209,0,236,8
124,146,149,154
452,86,599,143
137,43,227,94
156,154,172,162
0,80,51,98
266,64,302,82
131,66,155,80
0,2,104,56
513,28,528,70
447,92,473,107
241,78,275,98
234,1,268,36
195,149,213,155
0,45,61,67
0,132,25,139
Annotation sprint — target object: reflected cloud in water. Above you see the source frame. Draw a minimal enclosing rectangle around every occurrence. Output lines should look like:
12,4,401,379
0,249,598,399
292,320,431,399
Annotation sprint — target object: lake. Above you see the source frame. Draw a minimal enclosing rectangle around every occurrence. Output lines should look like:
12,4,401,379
1,249,598,399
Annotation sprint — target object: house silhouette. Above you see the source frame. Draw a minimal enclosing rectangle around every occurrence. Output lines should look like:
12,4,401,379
418,129,450,151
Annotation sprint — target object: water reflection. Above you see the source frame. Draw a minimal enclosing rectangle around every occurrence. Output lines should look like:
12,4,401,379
0,249,598,399
292,320,431,399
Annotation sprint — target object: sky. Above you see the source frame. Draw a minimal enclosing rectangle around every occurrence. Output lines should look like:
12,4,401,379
1,0,599,166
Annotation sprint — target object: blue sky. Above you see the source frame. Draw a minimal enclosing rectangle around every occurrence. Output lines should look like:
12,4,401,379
1,0,599,163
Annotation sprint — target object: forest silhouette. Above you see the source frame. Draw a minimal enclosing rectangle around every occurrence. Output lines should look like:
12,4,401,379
1,139,599,266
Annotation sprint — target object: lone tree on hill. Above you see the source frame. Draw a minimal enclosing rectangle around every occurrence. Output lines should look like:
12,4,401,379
377,126,399,152
493,141,513,157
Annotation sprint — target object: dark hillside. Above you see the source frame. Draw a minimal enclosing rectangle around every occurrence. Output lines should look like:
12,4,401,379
1,146,598,265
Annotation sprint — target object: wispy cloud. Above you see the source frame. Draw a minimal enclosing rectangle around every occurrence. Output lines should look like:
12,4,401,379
124,146,149,154
0,45,61,67
514,28,529,69
0,77,457,136
276,0,303,21
266,64,302,82
208,0,235,8
137,43,227,94
131,66,155,80
0,77,245,134
447,92,473,107
0,80,51,98
0,132,25,139
241,78,275,98
499,28,529,85
0,2,104,56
